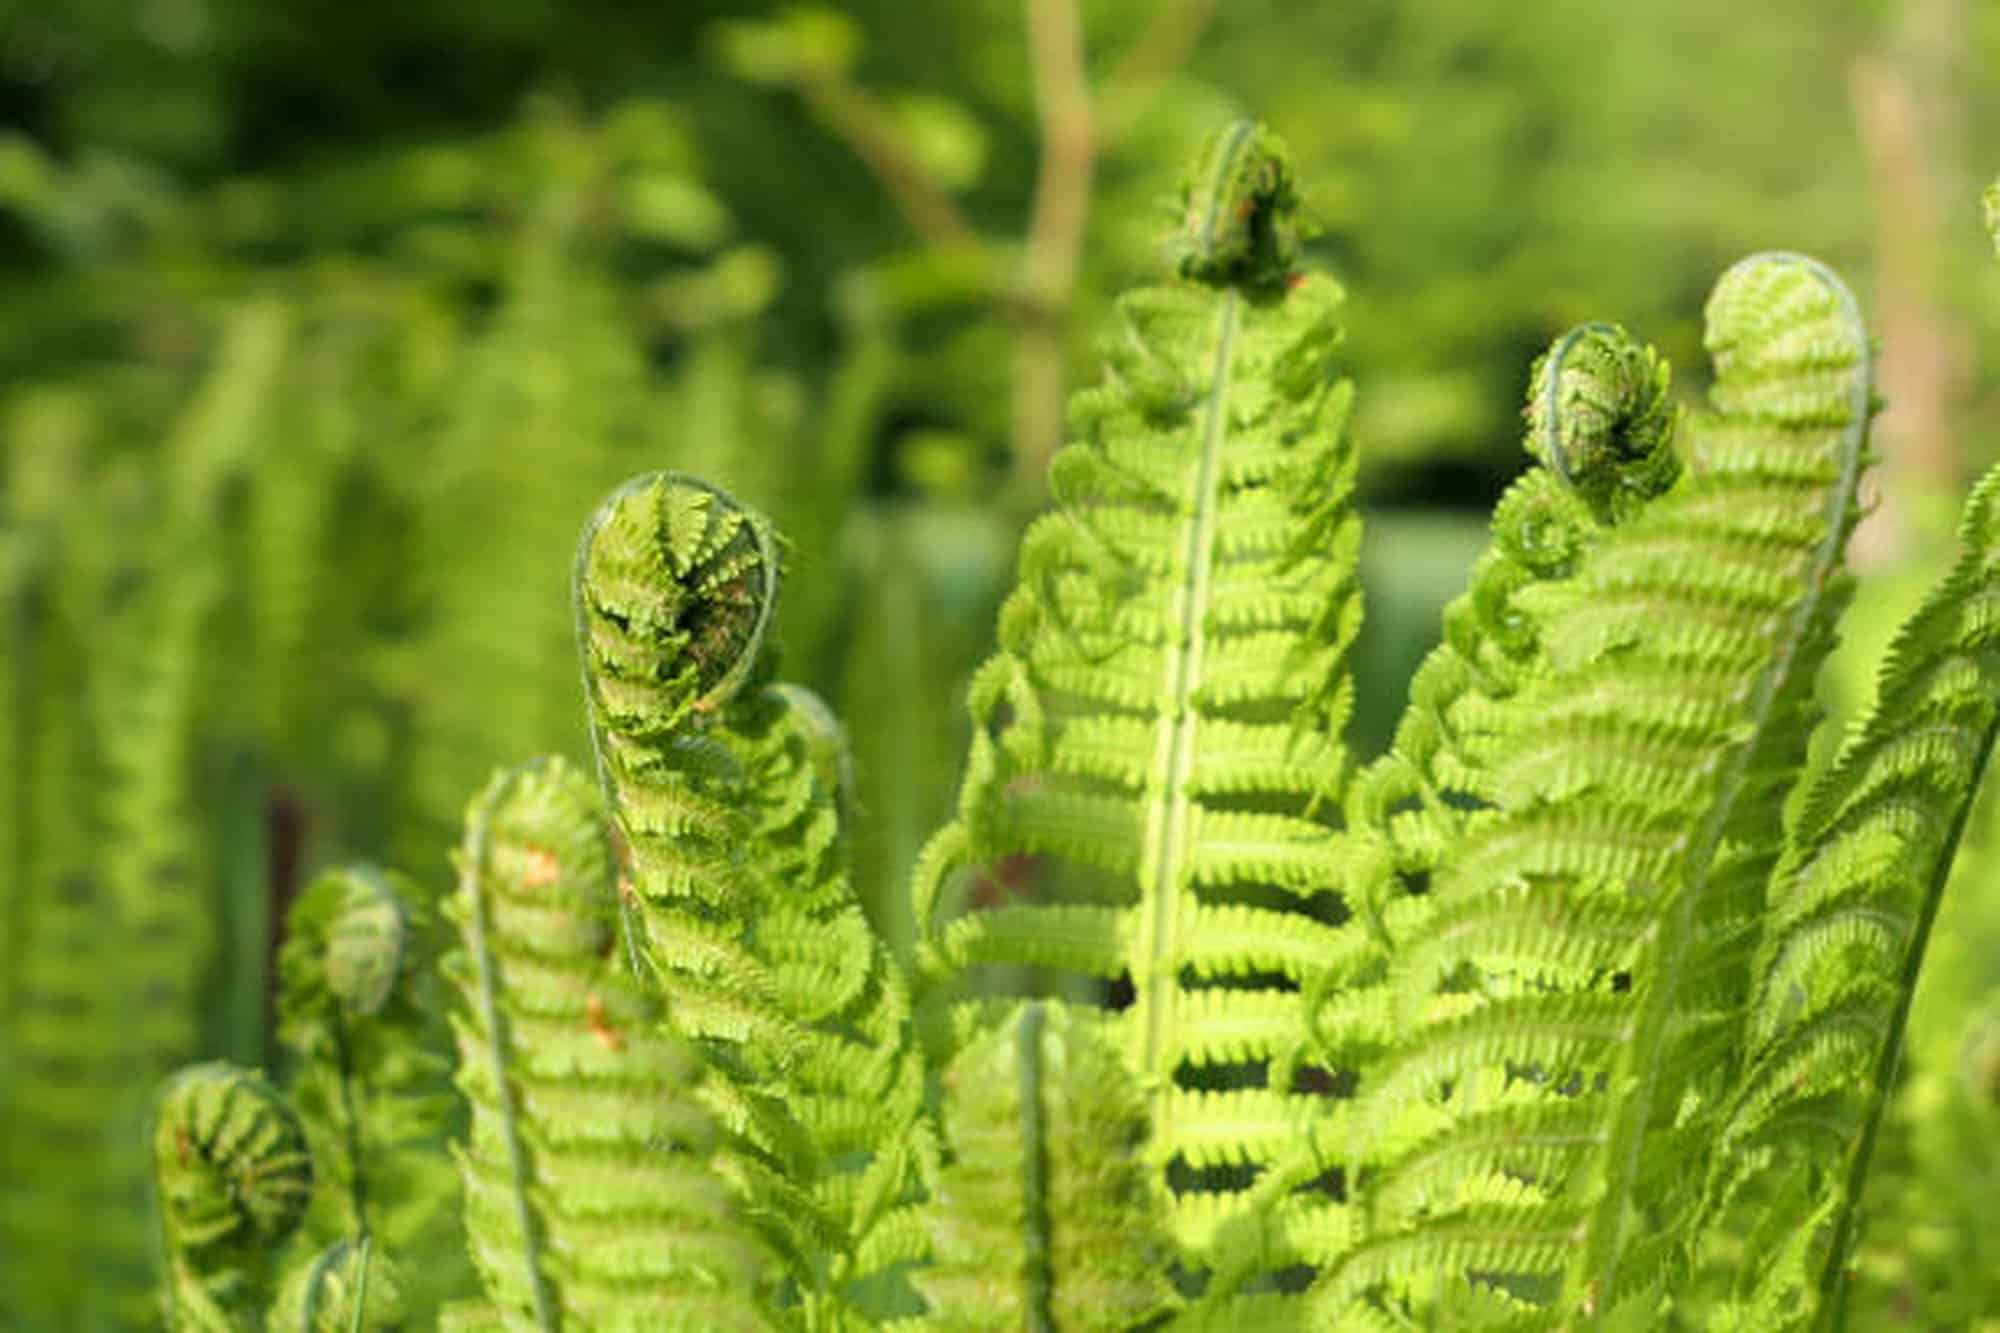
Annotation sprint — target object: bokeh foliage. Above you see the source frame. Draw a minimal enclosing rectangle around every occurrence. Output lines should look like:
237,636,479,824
4,0,2000,1326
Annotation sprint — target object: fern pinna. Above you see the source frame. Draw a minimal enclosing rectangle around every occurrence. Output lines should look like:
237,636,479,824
444,755,777,1331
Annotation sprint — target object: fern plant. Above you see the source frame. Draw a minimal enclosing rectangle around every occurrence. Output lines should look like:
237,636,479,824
145,126,2000,1331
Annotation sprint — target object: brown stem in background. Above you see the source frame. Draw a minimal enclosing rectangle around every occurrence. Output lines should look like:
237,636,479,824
800,77,980,252
1012,0,1096,495
1847,1,1968,566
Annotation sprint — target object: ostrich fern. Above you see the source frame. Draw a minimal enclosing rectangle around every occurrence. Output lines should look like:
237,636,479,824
148,127,2000,1331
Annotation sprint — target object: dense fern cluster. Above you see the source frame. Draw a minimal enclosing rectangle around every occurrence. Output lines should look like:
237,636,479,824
143,124,2000,1331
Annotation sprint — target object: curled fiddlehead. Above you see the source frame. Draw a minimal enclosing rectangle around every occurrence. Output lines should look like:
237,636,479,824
1172,119,1305,292
573,471,798,1058
1339,321,1679,945
152,1061,316,1330
268,1237,406,1331
578,472,930,1317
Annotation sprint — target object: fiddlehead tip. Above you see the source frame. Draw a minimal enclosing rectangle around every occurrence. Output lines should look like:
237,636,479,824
1525,322,1680,520
574,471,781,739
1173,119,1305,292
282,866,412,1024
152,1062,314,1271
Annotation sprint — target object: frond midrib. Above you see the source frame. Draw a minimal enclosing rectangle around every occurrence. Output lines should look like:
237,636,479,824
1138,288,1239,1121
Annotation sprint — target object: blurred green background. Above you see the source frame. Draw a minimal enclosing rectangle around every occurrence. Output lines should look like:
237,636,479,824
4,0,2000,1325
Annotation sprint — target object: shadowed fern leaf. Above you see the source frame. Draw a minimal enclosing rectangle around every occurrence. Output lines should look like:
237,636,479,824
444,756,778,1331
914,1001,1179,1332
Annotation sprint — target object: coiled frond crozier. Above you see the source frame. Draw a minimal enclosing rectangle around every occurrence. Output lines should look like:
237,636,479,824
152,1062,316,1331
575,474,928,1323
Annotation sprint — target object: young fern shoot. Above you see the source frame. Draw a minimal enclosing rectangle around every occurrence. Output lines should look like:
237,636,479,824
574,473,929,1325
912,118,1364,1306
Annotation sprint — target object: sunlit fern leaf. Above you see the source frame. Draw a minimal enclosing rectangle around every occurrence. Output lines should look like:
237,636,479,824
577,472,931,1321
1312,253,1873,1326
443,756,779,1332
276,865,469,1319
912,119,1362,1287
152,1062,316,1331
1694,459,2000,1329
1330,323,1678,1053
914,1002,1180,1332
724,682,935,1324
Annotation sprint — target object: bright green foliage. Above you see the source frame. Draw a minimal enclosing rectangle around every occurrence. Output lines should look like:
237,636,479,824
912,117,1364,1290
276,864,469,1319
1315,252,1872,1327
268,1238,407,1332
1693,458,2000,1327
444,755,778,1331
575,472,931,1323
574,472,792,1053
1342,321,1680,947
152,1062,316,1330
113,117,2000,1330
0,304,292,1328
722,683,935,1323
915,1002,1180,1331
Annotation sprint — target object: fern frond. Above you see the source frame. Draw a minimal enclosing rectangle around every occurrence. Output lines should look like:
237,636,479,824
913,1002,1180,1332
577,472,930,1320
1338,321,1678,962
1316,253,1873,1324
444,756,778,1331
1691,459,2000,1327
912,119,1361,1279
152,1061,316,1331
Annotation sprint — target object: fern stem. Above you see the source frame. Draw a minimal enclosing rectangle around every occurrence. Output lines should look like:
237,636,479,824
1019,1002,1055,1333
457,771,557,1333
1140,287,1237,1108
1573,252,1872,1314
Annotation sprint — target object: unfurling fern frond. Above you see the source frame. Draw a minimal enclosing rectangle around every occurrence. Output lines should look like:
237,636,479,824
576,473,928,1321
1694,459,2000,1328
914,1002,1179,1332
1340,322,1679,954
912,119,1361,1292
1312,253,1874,1326
444,756,777,1332
276,864,466,1318
574,472,795,1057
268,1237,406,1331
152,1062,316,1331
